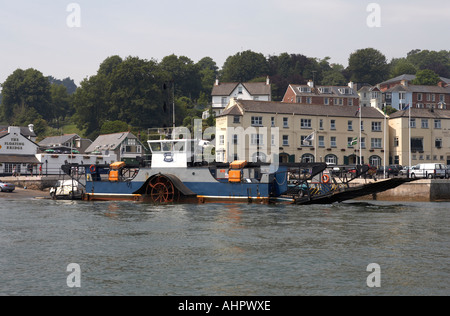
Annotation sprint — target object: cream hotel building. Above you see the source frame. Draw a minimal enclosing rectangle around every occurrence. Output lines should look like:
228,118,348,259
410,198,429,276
216,99,388,167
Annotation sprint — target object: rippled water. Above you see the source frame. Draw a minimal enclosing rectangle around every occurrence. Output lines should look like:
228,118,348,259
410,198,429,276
0,197,448,296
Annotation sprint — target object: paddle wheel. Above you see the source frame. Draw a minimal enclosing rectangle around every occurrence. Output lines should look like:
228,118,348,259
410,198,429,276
146,175,179,203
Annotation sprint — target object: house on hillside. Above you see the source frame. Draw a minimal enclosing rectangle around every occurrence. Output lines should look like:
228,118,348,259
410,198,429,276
85,132,146,165
282,81,360,107
38,134,92,154
209,77,272,117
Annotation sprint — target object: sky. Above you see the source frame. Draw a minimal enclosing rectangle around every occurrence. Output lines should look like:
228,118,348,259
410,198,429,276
0,0,449,87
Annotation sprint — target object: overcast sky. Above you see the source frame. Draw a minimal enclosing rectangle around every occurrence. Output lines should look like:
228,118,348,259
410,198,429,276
0,0,449,86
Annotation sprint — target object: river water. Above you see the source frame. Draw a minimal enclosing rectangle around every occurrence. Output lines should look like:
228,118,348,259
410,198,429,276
0,196,448,296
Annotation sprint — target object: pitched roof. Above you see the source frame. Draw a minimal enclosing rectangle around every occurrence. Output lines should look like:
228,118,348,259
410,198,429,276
385,84,450,94
221,100,384,119
212,82,271,96
85,132,138,153
379,74,450,86
38,134,80,147
389,108,450,119
0,125,36,138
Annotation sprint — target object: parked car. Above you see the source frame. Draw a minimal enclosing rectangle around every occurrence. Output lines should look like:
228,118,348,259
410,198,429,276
399,166,411,176
377,165,402,176
0,180,15,192
50,180,84,200
409,163,447,179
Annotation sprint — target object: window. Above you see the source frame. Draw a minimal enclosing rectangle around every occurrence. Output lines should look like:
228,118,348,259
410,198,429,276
221,97,228,106
434,120,442,129
330,137,337,148
421,119,429,129
361,137,366,149
238,86,243,94
301,119,312,129
306,97,312,104
251,134,264,146
435,138,443,148
219,135,225,145
348,99,353,106
330,120,336,130
233,116,240,124
410,118,416,128
411,138,424,152
319,136,325,147
128,138,136,146
319,119,324,130
282,135,289,146
417,93,423,101
251,116,263,126
283,117,289,128
296,96,302,103
361,121,364,131
371,138,382,149
271,117,275,127
324,98,329,105
334,98,343,105
372,122,381,132
302,154,315,163
254,96,259,101
348,120,353,131
369,156,382,167
394,137,399,147
233,134,238,145
325,154,338,165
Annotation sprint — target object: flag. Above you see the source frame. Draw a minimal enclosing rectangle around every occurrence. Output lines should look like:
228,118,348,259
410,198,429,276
403,103,410,111
355,106,360,117
349,137,358,146
303,132,315,146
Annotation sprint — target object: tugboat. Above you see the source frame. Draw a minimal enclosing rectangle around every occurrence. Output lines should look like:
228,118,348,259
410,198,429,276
58,138,414,204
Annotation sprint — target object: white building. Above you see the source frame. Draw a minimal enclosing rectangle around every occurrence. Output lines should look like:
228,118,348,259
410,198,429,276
209,77,272,116
0,126,41,176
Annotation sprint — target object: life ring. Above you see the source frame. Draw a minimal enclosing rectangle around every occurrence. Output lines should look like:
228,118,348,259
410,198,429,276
89,165,96,173
322,174,331,184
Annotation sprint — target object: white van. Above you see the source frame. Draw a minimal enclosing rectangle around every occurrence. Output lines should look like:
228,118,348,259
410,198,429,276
409,163,446,179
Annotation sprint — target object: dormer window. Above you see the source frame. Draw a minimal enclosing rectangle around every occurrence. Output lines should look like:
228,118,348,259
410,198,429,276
319,87,331,94
299,87,311,93
339,88,351,95
238,86,243,94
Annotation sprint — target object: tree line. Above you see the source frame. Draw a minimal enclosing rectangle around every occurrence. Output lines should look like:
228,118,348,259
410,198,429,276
1,48,449,141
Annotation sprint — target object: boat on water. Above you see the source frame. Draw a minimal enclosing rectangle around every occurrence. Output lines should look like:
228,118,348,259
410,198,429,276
58,138,415,204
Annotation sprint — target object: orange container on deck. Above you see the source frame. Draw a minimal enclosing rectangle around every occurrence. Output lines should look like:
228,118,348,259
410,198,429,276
228,170,242,183
230,160,247,169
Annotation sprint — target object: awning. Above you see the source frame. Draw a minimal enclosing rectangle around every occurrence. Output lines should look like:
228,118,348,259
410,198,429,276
0,155,42,164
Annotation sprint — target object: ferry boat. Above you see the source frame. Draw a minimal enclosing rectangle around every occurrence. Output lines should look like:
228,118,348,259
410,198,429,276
61,138,415,204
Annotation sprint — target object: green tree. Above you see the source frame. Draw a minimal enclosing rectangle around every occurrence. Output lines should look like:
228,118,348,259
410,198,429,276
221,50,269,82
100,120,129,134
389,58,418,78
347,48,389,85
160,54,202,100
407,50,450,78
1,68,52,123
412,69,441,86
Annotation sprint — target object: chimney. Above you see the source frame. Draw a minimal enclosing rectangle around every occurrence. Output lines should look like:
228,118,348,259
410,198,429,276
266,76,270,85
348,81,354,90
28,124,34,133
215,78,219,86
307,80,314,88
401,80,408,87
438,81,444,87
